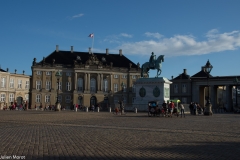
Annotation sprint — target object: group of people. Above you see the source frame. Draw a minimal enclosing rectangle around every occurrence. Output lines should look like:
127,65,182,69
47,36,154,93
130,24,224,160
161,101,185,118
189,102,203,115
2,103,27,111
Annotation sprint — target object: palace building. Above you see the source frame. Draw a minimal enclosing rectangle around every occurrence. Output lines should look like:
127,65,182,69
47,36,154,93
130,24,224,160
29,45,141,109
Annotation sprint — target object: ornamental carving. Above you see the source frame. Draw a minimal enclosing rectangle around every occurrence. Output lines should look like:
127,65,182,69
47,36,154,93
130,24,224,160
86,54,103,66
139,87,146,97
153,86,160,97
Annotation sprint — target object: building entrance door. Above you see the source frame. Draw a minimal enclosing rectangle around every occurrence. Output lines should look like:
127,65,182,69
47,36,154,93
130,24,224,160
16,97,23,106
90,96,97,110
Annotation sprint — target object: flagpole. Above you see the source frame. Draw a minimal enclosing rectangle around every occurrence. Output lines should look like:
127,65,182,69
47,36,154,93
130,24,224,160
92,33,94,54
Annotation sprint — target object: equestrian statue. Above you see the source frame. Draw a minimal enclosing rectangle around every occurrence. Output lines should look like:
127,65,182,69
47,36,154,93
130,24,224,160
141,52,164,78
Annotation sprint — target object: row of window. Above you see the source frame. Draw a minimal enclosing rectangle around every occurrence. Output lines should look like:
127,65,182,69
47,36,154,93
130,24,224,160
0,93,29,102
36,71,137,79
36,78,136,93
35,94,71,103
0,78,29,89
174,84,187,93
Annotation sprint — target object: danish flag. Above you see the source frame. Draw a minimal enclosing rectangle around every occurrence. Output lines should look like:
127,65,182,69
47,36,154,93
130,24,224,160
88,33,94,38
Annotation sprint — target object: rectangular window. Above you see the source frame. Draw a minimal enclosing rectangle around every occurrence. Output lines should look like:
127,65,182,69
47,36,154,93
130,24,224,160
122,75,127,79
114,84,118,92
46,81,51,90
123,84,126,92
9,93,14,102
66,82,71,91
1,77,6,88
132,75,136,79
174,84,178,93
103,80,108,92
65,95,71,103
114,75,118,78
45,95,50,103
182,97,187,104
25,94,29,101
182,84,187,93
58,95,62,103
57,82,62,90
66,72,71,77
18,80,22,89
36,71,42,75
36,81,42,90
10,78,14,88
36,94,41,103
0,94,6,102
25,81,29,89
46,71,51,75
132,84,136,93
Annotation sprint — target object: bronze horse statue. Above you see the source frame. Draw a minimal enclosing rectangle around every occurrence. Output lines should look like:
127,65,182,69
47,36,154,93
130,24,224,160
141,55,164,77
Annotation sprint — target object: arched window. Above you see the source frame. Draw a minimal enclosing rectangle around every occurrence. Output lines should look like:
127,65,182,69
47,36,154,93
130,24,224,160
90,78,96,92
77,78,83,91
103,79,108,92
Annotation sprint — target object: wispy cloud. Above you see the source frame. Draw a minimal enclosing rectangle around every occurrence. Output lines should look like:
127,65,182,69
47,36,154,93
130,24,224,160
116,30,240,57
72,13,84,19
120,33,133,38
144,32,163,39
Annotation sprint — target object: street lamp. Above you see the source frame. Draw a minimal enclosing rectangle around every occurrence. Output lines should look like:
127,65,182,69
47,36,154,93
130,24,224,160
234,77,239,108
203,60,213,115
55,70,62,111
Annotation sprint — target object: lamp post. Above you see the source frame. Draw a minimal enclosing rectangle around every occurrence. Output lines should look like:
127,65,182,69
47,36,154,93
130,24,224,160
234,77,239,108
55,70,62,111
120,82,125,115
203,60,213,115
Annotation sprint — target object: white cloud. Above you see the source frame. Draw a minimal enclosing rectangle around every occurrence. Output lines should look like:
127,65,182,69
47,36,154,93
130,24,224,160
144,32,163,39
72,13,84,19
120,33,133,38
116,30,240,57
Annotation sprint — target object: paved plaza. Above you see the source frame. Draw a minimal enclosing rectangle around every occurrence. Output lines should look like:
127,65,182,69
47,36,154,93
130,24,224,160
0,110,240,160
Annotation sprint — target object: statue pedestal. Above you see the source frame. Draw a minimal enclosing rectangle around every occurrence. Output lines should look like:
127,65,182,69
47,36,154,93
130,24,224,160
133,77,172,111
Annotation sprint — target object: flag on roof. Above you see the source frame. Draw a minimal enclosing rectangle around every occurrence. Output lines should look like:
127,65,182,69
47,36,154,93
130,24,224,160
88,33,94,38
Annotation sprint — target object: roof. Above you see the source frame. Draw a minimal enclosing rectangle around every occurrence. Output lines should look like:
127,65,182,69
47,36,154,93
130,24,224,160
173,73,190,80
0,68,6,72
191,70,213,78
37,50,138,68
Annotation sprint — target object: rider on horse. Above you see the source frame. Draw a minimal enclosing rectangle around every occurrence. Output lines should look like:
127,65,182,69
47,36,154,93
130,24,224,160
149,52,156,68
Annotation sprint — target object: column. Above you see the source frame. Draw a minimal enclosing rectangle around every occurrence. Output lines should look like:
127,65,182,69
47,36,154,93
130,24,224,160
97,74,100,91
75,72,77,90
101,74,103,91
225,85,232,111
88,73,91,91
210,85,217,110
110,74,113,92
84,73,87,92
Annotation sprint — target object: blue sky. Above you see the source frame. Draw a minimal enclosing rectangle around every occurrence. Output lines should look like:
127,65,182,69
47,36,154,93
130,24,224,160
1,0,240,79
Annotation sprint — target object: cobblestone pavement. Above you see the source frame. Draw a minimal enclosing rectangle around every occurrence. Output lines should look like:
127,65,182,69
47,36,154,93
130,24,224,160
0,110,240,160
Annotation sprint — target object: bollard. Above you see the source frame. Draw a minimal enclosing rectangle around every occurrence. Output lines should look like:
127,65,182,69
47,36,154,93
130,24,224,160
135,107,137,113
109,107,111,113
86,107,88,112
97,107,99,112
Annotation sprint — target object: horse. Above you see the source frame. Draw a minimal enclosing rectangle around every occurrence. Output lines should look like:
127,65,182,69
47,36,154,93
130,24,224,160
141,55,164,77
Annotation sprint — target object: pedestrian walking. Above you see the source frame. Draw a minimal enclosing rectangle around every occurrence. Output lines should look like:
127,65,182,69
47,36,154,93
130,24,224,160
75,104,78,112
179,103,185,118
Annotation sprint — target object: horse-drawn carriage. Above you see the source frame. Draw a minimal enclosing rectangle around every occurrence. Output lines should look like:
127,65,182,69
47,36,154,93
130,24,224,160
148,101,161,117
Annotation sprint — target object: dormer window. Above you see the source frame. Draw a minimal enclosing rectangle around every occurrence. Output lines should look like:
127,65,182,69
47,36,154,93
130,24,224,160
102,57,106,62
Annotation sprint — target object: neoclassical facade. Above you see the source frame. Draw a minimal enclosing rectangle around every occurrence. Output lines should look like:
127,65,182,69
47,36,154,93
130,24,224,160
29,46,141,109
0,68,30,109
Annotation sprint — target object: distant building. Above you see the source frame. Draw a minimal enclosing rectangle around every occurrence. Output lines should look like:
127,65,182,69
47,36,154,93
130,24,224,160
29,46,141,109
0,68,30,109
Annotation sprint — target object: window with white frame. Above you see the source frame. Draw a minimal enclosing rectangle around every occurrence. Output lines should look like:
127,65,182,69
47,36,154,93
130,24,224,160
36,81,42,90
77,78,83,91
46,71,51,76
58,95,62,103
103,79,108,92
57,82,62,90
10,78,14,88
114,84,118,92
0,93,6,102
36,94,41,103
66,72,71,77
174,84,178,93
122,75,127,79
46,81,51,90
132,75,136,79
132,84,136,93
45,95,50,103
182,84,187,93
25,94,29,101
114,75,118,78
182,97,187,104
36,71,42,75
90,78,96,92
18,79,22,89
25,81,29,89
9,93,14,102
65,95,71,103
1,77,6,88
66,82,71,91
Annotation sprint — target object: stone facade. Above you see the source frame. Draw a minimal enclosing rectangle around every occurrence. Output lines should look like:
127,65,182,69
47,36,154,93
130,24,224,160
0,68,30,109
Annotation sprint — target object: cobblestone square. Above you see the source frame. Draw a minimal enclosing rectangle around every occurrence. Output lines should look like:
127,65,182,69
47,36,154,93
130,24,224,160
0,110,240,160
